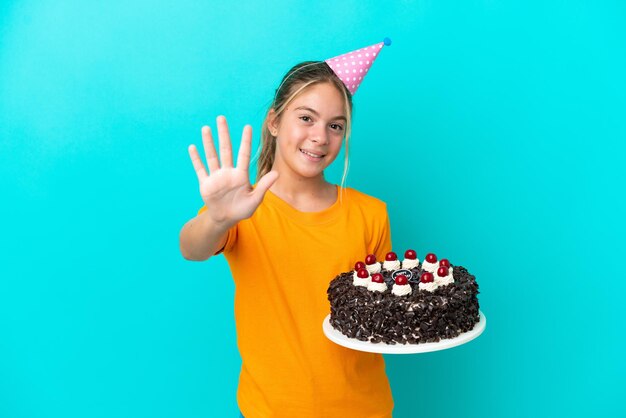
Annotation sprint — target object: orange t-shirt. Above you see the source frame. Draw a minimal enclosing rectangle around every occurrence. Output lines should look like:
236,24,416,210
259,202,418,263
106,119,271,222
199,187,394,418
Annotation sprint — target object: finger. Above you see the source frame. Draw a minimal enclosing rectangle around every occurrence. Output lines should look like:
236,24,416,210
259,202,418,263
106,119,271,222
236,125,252,172
188,144,208,180
251,171,279,204
201,126,220,174
217,115,233,168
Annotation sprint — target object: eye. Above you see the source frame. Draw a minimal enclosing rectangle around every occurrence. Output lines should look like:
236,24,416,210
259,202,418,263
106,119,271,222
299,115,312,122
330,123,344,132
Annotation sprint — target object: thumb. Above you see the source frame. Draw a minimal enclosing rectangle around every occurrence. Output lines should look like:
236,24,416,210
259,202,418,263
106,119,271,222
251,171,279,203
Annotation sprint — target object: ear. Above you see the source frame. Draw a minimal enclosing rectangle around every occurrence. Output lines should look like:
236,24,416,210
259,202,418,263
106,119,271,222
267,109,279,136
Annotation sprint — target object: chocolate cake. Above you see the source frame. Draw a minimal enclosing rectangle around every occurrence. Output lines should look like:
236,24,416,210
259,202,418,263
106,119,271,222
327,250,480,345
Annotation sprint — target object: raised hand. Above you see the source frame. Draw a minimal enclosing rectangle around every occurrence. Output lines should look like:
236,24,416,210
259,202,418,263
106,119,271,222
188,116,278,228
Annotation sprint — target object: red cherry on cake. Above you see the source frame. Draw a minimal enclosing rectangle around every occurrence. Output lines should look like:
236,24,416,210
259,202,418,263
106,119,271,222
357,268,369,279
437,266,449,277
365,254,377,265
385,252,398,261
420,272,434,283
355,261,366,270
371,273,384,283
395,275,408,285
439,259,450,268
404,249,417,260
425,253,437,263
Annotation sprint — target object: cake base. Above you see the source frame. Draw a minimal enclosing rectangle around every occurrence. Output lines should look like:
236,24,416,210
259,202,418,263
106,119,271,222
322,311,486,354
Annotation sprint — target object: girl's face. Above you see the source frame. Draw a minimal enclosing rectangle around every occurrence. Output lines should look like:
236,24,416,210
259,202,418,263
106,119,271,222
269,82,347,181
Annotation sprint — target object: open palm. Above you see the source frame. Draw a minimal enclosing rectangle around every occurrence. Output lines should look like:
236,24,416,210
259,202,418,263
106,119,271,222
188,116,278,226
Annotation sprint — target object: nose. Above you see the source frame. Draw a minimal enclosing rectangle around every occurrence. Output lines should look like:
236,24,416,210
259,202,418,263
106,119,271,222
310,125,330,145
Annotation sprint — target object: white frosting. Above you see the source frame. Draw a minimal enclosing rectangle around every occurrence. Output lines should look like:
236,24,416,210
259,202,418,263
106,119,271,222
368,281,387,292
353,278,369,287
421,260,439,273
392,283,412,296
402,258,419,269
382,259,400,271
352,270,370,287
435,273,454,287
365,262,381,274
353,276,370,287
434,266,454,287
418,281,438,292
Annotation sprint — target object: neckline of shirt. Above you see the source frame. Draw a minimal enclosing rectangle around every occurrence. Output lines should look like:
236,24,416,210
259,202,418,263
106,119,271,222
264,185,347,225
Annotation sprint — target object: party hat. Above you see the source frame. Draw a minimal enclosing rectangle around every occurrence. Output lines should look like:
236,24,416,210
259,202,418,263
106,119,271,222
325,37,392,95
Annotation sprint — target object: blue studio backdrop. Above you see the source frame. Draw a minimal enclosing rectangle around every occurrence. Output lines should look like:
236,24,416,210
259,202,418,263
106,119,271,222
1,1,625,417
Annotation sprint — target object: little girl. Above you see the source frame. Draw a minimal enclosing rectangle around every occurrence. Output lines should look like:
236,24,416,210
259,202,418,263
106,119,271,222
180,40,394,418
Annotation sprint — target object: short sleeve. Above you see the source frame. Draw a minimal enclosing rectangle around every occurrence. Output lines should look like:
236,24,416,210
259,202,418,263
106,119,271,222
196,205,238,255
372,204,393,260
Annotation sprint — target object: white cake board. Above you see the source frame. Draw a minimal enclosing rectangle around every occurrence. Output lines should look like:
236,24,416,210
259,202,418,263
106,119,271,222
322,311,486,354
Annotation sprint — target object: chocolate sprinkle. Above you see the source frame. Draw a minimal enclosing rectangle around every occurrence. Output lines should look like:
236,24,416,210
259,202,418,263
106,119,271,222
327,264,480,345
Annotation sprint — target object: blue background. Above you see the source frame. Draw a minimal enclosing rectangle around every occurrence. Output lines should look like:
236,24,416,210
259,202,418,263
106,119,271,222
1,1,625,417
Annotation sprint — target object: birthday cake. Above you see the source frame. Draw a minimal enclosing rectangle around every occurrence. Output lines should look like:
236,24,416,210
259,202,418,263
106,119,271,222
327,250,480,345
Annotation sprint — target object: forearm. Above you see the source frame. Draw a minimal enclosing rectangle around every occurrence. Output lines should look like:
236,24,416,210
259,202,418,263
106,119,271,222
179,210,231,261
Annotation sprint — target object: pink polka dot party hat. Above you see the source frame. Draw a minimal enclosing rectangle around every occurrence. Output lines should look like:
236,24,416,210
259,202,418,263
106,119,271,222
325,37,392,94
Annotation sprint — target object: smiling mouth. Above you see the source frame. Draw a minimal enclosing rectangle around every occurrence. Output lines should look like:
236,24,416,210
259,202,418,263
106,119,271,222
300,149,326,158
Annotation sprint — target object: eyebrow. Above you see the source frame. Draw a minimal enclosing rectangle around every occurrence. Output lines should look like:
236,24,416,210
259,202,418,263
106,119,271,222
294,106,347,122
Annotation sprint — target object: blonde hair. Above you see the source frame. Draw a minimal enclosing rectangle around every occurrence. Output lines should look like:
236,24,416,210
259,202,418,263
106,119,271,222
256,61,353,189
